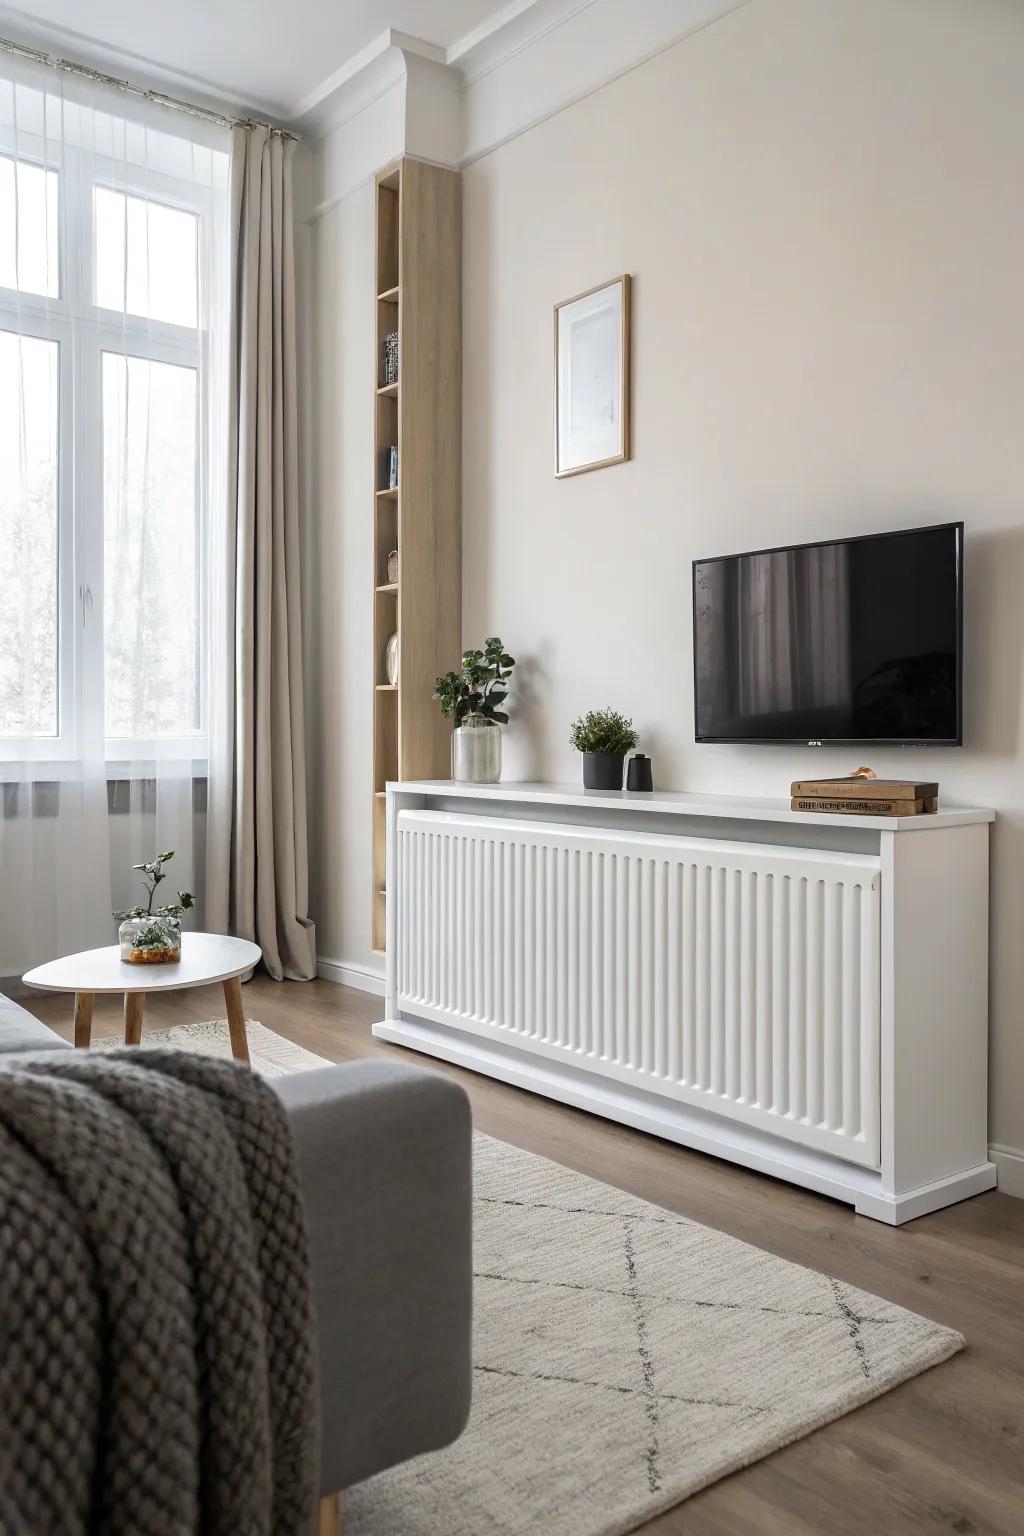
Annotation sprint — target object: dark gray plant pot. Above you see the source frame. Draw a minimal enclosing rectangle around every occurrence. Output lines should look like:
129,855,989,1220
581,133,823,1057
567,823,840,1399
582,752,625,790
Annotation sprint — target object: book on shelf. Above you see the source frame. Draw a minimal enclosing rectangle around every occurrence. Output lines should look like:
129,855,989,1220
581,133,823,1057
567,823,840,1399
791,796,939,817
790,775,939,801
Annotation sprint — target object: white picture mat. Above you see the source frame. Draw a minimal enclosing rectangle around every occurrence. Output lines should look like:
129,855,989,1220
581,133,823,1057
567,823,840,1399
556,278,626,474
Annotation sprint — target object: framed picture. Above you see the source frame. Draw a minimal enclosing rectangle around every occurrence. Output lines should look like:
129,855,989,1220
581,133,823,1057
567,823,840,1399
554,274,631,477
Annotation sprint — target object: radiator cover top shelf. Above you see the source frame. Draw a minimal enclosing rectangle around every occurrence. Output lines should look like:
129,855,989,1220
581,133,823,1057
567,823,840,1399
384,778,993,832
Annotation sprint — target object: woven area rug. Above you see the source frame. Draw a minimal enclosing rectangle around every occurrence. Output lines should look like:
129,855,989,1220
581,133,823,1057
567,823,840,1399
92,1017,328,1075
156,1021,963,1536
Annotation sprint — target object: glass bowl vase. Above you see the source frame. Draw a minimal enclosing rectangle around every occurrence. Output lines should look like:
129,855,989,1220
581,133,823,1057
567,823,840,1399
119,914,183,964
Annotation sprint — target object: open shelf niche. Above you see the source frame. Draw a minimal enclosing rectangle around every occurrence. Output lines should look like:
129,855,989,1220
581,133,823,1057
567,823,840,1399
371,158,462,953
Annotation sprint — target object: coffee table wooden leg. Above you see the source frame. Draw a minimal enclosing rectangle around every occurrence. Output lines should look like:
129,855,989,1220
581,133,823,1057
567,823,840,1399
223,975,250,1064
73,991,94,1049
124,991,146,1046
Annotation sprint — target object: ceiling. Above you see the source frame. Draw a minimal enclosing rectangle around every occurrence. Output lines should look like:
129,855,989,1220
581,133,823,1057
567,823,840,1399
0,0,523,119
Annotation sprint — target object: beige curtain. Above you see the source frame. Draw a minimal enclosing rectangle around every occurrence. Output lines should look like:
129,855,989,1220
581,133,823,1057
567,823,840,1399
206,126,316,981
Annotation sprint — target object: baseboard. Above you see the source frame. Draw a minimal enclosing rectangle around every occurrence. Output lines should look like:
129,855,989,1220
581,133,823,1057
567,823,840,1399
990,1143,1024,1200
316,955,386,996
854,1163,998,1225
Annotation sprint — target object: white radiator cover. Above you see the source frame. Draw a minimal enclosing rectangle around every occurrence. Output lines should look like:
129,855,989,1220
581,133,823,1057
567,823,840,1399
396,810,881,1168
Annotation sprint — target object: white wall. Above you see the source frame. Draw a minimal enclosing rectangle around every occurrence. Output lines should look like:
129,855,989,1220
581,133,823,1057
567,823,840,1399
459,0,1024,1160
305,0,1024,1169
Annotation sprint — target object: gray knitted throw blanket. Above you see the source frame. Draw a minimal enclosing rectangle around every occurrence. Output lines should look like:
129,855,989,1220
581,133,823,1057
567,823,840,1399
0,1048,318,1536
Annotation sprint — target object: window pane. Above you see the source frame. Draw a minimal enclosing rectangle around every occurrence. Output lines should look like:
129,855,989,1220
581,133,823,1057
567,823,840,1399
0,330,59,736
103,353,199,740
95,187,198,327
0,155,59,298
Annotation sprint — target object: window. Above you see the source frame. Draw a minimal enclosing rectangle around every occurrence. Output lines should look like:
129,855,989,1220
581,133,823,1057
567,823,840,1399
0,330,60,736
102,351,199,740
0,93,226,765
94,186,199,326
0,153,59,297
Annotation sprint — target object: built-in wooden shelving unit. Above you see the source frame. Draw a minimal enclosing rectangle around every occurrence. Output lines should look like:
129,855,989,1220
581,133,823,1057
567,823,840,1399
371,157,462,953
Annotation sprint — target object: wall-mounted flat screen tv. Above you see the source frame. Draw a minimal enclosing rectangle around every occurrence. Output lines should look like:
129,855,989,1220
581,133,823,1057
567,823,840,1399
692,522,963,746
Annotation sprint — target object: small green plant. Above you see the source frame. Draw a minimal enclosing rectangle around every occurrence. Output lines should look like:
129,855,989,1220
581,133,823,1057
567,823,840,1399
114,850,195,924
434,636,516,727
569,708,638,755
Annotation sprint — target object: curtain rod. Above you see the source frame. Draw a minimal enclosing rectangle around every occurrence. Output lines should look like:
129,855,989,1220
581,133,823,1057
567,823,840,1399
0,34,299,140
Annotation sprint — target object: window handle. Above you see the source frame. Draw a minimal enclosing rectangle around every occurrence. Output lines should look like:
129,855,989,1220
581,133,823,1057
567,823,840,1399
80,584,94,627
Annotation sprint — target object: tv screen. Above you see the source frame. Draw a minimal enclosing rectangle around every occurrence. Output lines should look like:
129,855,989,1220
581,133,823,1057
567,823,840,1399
692,523,963,746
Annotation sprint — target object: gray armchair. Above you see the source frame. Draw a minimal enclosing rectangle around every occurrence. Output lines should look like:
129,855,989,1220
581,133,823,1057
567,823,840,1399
1,993,474,1530
277,1059,473,1526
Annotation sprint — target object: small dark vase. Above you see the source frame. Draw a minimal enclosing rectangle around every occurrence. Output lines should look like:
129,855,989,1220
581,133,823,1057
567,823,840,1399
582,752,625,790
626,753,653,792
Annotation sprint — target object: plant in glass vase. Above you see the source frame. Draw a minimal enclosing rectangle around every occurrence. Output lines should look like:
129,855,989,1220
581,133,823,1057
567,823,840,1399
114,850,195,964
434,636,515,784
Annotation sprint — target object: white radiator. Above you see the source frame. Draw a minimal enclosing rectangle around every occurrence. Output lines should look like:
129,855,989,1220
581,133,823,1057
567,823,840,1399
396,810,881,1168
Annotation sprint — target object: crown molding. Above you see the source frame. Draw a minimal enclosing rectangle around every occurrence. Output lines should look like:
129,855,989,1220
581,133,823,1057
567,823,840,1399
296,1,602,136
310,0,750,215
291,28,448,136
297,0,751,141
1,0,753,202
309,46,461,219
296,36,407,140
457,0,753,164
448,0,598,84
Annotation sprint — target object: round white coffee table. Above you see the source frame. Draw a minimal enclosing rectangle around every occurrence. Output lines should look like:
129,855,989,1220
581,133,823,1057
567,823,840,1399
23,932,262,1062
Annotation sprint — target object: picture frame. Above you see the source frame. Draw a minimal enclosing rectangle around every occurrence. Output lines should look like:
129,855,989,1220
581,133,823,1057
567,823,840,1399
554,274,631,478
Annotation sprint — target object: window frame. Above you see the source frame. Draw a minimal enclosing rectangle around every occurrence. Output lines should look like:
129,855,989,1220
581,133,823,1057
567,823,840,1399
0,135,216,769
0,312,75,761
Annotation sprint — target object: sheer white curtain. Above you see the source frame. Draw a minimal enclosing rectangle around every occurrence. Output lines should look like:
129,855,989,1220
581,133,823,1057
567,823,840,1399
0,54,229,980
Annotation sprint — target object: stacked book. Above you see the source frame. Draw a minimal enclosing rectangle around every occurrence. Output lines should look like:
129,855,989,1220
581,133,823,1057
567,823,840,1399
791,775,939,817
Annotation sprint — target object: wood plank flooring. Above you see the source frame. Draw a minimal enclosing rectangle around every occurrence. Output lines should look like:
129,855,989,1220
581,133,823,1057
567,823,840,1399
23,977,1024,1536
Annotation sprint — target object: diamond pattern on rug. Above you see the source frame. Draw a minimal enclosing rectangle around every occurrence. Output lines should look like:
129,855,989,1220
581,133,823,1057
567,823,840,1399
147,1023,963,1536
346,1134,963,1536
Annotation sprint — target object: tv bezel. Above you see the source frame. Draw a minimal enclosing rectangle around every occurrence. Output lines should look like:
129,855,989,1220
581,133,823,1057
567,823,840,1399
691,521,964,748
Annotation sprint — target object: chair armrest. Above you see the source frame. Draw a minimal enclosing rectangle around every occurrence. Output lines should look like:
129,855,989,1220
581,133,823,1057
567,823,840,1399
273,1059,472,1493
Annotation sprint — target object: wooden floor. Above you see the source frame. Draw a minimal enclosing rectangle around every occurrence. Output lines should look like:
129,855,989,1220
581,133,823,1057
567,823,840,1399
24,977,1024,1536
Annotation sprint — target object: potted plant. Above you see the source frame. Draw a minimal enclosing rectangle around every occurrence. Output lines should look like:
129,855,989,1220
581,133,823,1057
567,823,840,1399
114,850,195,964
570,708,638,790
434,637,516,784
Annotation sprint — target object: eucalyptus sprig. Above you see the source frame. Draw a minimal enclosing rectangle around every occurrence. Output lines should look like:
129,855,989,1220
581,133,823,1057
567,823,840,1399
434,636,516,727
114,849,196,922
